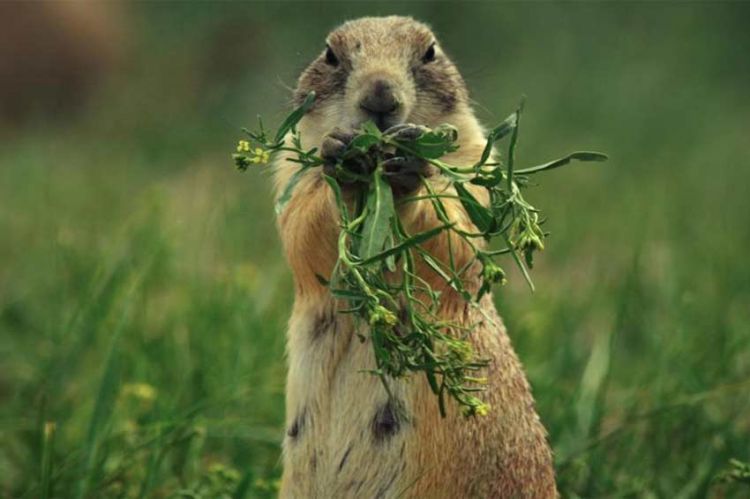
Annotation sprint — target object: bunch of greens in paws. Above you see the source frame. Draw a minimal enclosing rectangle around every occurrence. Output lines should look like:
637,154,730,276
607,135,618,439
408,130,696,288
233,92,607,416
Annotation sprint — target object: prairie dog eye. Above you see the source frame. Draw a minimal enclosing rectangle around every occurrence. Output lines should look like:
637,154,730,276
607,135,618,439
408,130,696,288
422,43,436,63
325,45,339,66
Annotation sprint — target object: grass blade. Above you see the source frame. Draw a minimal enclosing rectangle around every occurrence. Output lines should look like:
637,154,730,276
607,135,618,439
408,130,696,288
75,291,134,499
40,421,55,499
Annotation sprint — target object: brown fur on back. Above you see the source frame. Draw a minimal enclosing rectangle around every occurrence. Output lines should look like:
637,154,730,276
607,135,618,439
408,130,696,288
273,16,557,498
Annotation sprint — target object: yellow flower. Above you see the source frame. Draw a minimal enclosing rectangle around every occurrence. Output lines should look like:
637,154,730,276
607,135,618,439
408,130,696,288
462,399,491,417
240,146,271,165
44,421,56,439
122,382,157,402
475,402,491,417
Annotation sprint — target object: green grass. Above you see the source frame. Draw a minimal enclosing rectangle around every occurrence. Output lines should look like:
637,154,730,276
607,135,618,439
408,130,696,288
1,3,749,497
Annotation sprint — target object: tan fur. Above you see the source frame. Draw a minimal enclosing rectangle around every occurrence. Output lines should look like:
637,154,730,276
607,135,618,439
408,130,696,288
274,16,557,498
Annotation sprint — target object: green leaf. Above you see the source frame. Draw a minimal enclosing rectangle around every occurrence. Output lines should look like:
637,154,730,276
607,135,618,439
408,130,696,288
384,232,397,272
454,183,494,234
405,130,459,159
359,166,396,260
469,166,504,188
76,294,131,499
347,133,381,153
515,151,609,175
233,471,253,499
40,421,55,499
274,165,311,215
419,250,453,283
323,173,346,217
360,120,383,138
330,288,367,300
506,99,525,191
358,223,454,265
273,91,316,144
418,250,472,301
504,234,535,292
474,112,517,168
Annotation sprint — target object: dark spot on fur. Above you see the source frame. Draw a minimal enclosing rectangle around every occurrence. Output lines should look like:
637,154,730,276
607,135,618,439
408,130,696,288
310,451,317,472
338,445,353,472
287,420,299,438
413,60,462,113
287,408,307,439
372,399,403,442
311,311,336,341
294,59,348,106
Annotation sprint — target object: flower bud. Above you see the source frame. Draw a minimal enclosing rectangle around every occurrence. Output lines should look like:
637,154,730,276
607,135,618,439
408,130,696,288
479,253,506,285
368,304,398,327
236,140,251,152
232,154,251,171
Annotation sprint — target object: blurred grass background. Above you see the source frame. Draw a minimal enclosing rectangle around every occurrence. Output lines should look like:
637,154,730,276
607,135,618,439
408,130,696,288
1,2,749,497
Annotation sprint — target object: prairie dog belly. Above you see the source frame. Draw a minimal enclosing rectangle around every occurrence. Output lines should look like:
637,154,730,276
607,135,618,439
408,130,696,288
280,299,556,499
281,302,414,498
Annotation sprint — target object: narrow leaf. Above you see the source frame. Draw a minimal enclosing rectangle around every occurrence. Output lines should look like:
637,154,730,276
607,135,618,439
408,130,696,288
41,421,55,499
406,130,459,159
515,151,609,175
358,223,454,265
474,112,517,168
274,91,316,144
503,234,535,292
469,166,504,188
347,133,381,153
360,120,383,138
454,183,494,234
274,165,311,215
359,167,396,260
506,99,524,191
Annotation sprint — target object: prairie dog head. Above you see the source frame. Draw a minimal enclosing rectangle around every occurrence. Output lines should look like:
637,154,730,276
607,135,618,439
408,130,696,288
294,16,471,136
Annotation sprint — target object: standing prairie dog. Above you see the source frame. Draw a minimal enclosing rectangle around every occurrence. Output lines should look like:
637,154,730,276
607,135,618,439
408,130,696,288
273,16,557,498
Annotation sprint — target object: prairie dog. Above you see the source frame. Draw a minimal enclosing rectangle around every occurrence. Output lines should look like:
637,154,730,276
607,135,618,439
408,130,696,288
273,16,557,498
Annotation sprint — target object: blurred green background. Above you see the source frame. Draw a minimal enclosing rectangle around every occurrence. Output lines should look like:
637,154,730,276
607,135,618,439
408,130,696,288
1,2,749,497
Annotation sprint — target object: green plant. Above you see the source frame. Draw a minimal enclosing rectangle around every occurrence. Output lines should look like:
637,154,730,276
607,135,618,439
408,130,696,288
233,92,607,416
715,459,750,486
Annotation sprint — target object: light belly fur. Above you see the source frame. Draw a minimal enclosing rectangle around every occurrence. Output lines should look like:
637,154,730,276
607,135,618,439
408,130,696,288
279,298,557,499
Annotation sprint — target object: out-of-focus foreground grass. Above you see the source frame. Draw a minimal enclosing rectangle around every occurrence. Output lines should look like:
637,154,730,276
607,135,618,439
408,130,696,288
1,3,749,498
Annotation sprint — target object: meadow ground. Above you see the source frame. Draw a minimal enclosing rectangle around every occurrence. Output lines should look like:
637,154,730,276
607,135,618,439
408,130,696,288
1,3,749,498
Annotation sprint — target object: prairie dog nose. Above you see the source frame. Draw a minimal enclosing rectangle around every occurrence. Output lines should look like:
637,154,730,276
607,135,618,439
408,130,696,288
359,79,400,116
